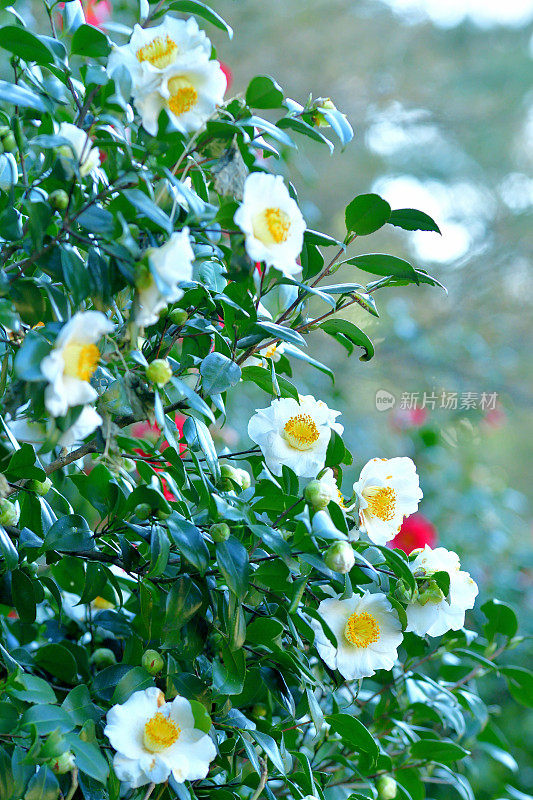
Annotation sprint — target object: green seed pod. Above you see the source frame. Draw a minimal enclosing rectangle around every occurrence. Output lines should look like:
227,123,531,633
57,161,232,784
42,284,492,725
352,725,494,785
90,648,117,669
31,477,52,496
48,189,70,211
48,751,76,775
135,503,152,520
0,499,19,526
2,132,16,153
210,522,230,542
146,358,173,387
324,541,355,574
168,308,188,325
142,649,165,675
377,775,398,800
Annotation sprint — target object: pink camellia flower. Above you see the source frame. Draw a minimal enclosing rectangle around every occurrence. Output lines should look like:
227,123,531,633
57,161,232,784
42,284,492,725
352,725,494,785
131,414,186,501
219,63,232,92
389,512,437,555
391,407,428,430
84,0,111,28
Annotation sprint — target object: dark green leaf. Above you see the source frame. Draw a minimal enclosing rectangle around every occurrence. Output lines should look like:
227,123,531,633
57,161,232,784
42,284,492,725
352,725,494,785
200,352,241,394
345,193,391,235
0,26,54,65
71,24,110,57
328,713,379,761
24,765,60,800
481,598,518,640
320,318,374,360
167,513,209,572
44,514,94,553
246,75,284,108
389,208,441,234
167,1,233,37
345,253,419,281
216,537,250,597
410,738,469,763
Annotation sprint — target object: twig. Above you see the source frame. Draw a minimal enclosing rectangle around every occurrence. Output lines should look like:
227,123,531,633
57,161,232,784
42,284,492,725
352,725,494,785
249,758,268,800
142,782,156,800
64,767,79,800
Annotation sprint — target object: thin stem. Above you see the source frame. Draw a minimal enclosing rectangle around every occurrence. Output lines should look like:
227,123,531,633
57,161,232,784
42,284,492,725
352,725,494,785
142,782,156,800
64,767,79,800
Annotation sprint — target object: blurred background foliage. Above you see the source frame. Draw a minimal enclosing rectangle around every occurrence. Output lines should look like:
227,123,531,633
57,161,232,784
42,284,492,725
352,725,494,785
6,0,533,796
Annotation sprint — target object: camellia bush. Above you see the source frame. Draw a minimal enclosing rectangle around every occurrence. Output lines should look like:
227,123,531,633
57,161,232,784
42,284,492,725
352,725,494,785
0,2,529,800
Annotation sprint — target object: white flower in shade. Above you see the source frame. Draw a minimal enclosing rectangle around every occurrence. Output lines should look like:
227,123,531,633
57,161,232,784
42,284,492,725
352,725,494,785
7,405,102,450
134,55,226,136
57,123,100,177
243,342,285,368
248,394,343,478
40,312,114,418
311,591,403,680
234,173,306,278
107,16,211,92
104,687,216,789
136,228,194,327
352,457,423,546
405,546,479,637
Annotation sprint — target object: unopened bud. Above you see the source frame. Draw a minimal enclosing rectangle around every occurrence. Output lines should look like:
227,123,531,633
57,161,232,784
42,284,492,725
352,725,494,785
49,189,69,210
220,464,242,487
394,578,416,604
305,479,332,510
235,468,251,490
48,751,76,775
2,132,16,153
31,477,52,496
0,126,10,138
417,579,445,606
142,649,164,675
135,503,152,520
324,541,355,574
210,522,230,542
146,358,172,387
377,775,397,800
90,648,117,669
168,308,188,325
0,499,19,526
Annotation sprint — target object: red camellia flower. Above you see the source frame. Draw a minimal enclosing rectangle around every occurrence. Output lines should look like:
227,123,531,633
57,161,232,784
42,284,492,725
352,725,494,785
131,414,186,501
389,512,437,554
219,62,232,92
84,0,111,28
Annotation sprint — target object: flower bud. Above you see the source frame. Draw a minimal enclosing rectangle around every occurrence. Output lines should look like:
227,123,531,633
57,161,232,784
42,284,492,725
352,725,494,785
135,503,152,520
235,468,251,490
417,579,445,606
0,126,10,138
142,649,164,675
156,507,171,520
49,189,69,211
377,775,397,800
90,648,117,669
2,132,16,153
0,499,19,526
324,541,355,574
210,522,230,542
146,358,173,387
394,578,417,604
31,477,52,496
48,751,76,774
304,479,330,510
252,703,267,718
168,308,188,325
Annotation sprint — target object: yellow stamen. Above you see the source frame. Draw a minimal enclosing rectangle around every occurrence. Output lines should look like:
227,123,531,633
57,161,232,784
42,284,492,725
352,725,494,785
91,596,114,610
167,77,198,117
283,413,319,451
252,207,291,245
344,611,380,648
364,486,397,522
264,344,278,359
62,342,100,381
136,36,178,69
143,712,180,753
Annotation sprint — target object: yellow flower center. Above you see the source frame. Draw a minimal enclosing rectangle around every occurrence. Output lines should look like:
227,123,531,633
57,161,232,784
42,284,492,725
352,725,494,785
143,712,181,753
364,486,397,522
283,413,320,451
252,207,291,246
136,36,178,69
344,611,380,648
264,344,278,359
91,596,114,610
167,77,198,117
62,342,100,382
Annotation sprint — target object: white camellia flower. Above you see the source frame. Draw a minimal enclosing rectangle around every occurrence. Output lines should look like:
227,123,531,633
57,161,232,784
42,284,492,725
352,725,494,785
234,173,306,277
311,591,403,680
406,545,479,637
104,687,216,789
134,55,226,136
352,457,423,546
8,405,102,449
136,228,194,327
243,342,285,368
57,122,101,177
107,16,211,93
40,312,114,418
248,394,343,478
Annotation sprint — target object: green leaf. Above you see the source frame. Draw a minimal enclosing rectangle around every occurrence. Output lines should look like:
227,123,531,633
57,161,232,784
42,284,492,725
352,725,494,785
167,1,233,37
241,365,299,401
123,188,172,233
481,598,518,640
167,513,209,572
0,79,46,111
62,685,102,726
246,75,284,108
250,730,286,773
164,577,203,645
64,733,109,783
21,705,74,735
11,569,36,624
71,24,111,57
0,526,18,570
216,537,250,597
243,116,296,149
147,526,171,578
389,207,441,234
34,643,78,684
14,330,50,381
212,643,246,695
345,193,391,235
0,701,18,735
112,667,154,704
189,699,212,733
200,352,241,394
44,514,94,553
410,738,469,763
501,666,533,708
0,26,54,65
24,765,60,800
320,318,374,360
10,674,57,704
183,415,221,480
344,253,419,281
328,713,379,761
